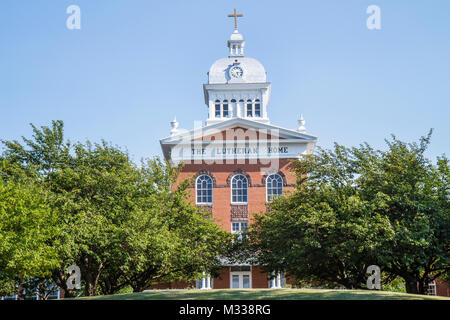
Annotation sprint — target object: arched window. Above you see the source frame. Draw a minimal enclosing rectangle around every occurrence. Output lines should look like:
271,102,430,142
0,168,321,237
266,174,283,202
196,175,213,204
215,100,221,117
231,174,248,203
223,100,229,117
230,99,236,118
246,99,253,117
255,99,261,117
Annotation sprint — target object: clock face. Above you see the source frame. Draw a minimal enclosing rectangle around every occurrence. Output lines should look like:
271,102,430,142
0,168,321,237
230,66,244,79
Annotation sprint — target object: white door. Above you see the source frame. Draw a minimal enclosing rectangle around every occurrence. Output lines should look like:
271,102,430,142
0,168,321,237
230,272,251,289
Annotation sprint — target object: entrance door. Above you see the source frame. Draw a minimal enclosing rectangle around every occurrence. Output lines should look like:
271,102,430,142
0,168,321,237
230,272,251,289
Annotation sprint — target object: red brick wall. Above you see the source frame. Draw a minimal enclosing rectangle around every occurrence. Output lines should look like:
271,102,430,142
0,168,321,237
251,266,269,289
146,158,296,290
436,279,450,297
178,158,296,232
212,266,269,289
213,267,230,289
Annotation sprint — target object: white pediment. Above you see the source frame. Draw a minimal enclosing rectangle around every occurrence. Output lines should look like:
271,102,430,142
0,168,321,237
160,118,317,161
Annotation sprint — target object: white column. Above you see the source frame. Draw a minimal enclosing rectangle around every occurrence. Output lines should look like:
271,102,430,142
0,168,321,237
270,272,282,288
202,272,206,289
200,272,212,290
208,100,214,120
263,102,268,119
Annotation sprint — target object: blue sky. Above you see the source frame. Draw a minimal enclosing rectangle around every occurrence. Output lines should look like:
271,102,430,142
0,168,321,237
1,0,449,163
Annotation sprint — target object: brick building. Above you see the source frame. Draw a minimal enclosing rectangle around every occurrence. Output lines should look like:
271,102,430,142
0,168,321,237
159,15,317,289
158,12,449,296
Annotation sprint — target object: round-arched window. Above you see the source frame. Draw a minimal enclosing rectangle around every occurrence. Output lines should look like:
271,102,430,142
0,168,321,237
266,174,283,202
231,174,248,203
196,175,213,204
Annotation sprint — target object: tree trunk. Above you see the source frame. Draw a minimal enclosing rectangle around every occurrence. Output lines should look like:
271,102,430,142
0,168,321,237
88,282,97,296
404,276,418,294
417,279,427,295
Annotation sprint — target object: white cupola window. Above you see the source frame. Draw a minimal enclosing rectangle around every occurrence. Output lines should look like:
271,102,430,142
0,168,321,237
223,100,229,117
230,99,236,118
215,100,221,117
255,99,261,117
246,99,253,117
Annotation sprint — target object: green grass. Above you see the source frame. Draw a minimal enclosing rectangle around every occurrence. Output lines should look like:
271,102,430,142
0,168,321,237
76,288,450,300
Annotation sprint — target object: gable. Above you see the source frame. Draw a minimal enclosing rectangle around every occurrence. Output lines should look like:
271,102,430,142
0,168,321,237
160,118,317,161
193,126,286,142
161,118,316,144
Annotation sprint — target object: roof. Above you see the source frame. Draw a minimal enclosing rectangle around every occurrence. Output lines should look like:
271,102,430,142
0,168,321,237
208,57,266,84
160,118,317,161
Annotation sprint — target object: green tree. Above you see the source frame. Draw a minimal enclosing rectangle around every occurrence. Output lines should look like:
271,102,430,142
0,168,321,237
1,121,230,297
354,132,449,294
249,132,449,294
249,144,394,289
0,176,60,297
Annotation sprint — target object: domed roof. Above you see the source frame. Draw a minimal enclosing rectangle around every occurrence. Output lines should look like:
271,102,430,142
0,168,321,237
229,30,244,41
208,57,266,84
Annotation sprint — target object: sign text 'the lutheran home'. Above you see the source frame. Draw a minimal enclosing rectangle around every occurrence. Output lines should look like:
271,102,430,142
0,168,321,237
191,146,289,156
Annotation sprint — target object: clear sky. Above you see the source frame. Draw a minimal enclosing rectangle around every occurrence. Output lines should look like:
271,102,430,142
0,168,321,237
1,0,449,163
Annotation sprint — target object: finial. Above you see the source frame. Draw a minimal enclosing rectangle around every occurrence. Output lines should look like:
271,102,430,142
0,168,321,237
170,117,179,135
297,114,306,133
228,8,243,31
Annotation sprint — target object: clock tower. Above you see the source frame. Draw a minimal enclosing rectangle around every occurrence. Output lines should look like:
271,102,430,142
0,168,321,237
159,10,317,290
204,28,271,125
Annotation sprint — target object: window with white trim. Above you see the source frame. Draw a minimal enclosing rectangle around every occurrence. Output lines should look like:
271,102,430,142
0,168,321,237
230,99,236,117
215,100,221,117
231,221,248,240
196,175,213,204
266,174,283,202
246,99,253,117
223,100,229,117
427,281,436,296
255,99,261,117
231,174,248,203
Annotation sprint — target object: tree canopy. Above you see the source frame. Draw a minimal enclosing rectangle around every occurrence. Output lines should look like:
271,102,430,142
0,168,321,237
249,131,449,294
0,121,230,297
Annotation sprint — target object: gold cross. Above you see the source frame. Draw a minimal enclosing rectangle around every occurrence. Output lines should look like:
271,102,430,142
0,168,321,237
228,8,243,30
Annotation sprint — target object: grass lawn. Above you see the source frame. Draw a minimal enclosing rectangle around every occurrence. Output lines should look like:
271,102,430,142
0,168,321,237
76,288,450,300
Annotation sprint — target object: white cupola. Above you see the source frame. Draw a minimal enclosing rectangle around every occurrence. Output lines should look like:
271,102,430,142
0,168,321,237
203,10,271,126
228,30,245,57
